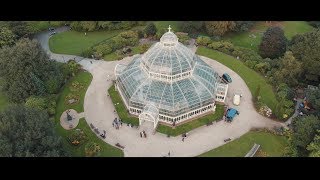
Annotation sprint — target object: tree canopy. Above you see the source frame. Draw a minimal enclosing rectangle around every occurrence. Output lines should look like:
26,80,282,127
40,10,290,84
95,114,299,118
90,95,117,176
290,115,320,156
0,26,16,48
0,38,64,103
290,30,320,84
273,51,302,87
144,23,157,37
0,105,67,157
258,27,287,59
204,21,236,36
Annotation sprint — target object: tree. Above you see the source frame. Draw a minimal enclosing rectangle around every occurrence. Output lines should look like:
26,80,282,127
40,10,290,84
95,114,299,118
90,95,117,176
307,130,320,157
0,105,68,157
273,51,302,87
7,21,32,38
180,21,204,34
0,26,16,48
144,23,157,37
258,27,287,59
0,38,64,103
306,85,320,116
233,21,255,32
290,30,320,84
290,115,320,156
71,21,97,32
204,21,236,36
308,21,320,28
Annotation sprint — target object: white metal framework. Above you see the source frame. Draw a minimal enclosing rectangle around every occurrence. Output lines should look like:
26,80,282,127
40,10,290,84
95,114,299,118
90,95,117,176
114,26,228,129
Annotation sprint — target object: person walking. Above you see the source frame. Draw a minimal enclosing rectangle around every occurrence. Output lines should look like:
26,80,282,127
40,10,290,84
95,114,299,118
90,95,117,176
140,132,142,138
182,137,184,142
168,151,170,157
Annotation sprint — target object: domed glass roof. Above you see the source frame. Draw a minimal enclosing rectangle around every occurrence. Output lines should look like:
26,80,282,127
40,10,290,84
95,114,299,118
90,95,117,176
141,28,194,76
115,27,220,117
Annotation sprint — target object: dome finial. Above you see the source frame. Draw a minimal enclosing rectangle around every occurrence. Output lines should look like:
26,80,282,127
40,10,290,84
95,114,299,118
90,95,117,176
168,25,171,32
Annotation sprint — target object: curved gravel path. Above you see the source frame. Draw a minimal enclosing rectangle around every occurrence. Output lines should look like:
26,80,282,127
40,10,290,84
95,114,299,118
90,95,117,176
34,29,283,157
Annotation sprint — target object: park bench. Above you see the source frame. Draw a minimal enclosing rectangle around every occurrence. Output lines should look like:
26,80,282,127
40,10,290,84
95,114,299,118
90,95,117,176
115,143,125,149
90,123,95,129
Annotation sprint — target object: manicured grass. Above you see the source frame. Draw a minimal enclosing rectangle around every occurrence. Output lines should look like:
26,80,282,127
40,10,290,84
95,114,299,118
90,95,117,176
49,30,121,55
55,118,124,157
223,21,314,52
55,70,93,121
156,104,225,137
222,22,269,52
197,47,278,111
282,21,314,40
154,21,181,32
199,131,288,157
108,85,139,126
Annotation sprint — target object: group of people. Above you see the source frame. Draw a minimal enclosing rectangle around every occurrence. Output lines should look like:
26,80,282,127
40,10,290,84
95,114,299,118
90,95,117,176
140,130,147,138
112,118,123,130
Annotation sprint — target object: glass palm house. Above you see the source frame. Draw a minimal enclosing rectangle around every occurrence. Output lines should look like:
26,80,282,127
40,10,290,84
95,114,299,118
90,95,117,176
114,26,228,129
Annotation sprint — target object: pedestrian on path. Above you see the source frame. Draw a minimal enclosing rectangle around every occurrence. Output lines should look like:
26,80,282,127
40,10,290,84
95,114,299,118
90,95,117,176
90,61,92,64
140,132,142,138
168,151,170,157
182,137,184,142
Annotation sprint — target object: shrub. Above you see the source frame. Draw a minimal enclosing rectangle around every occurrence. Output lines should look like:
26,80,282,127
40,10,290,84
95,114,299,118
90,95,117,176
94,43,113,56
25,96,47,110
244,60,259,69
67,60,81,77
85,142,101,157
65,94,80,105
176,32,190,45
68,129,88,146
70,81,84,91
254,62,271,75
81,47,94,58
196,36,211,46
208,41,235,54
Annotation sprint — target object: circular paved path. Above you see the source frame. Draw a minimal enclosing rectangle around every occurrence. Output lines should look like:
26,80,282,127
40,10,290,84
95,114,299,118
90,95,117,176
60,109,84,130
35,28,284,157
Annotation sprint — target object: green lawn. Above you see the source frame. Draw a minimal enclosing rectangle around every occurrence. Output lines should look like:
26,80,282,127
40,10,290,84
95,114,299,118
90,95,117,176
49,30,121,55
282,21,314,39
223,21,314,52
199,131,288,157
55,70,92,121
197,47,278,111
108,85,139,126
156,104,225,137
54,71,123,156
55,118,124,157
